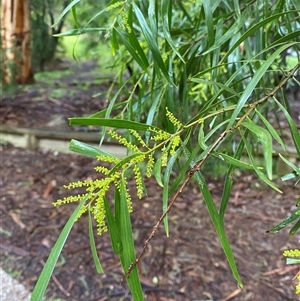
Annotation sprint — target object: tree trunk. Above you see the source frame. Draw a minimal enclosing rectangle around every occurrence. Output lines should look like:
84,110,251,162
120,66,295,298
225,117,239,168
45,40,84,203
1,0,33,84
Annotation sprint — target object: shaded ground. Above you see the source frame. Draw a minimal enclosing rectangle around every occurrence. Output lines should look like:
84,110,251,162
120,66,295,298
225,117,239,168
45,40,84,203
1,143,299,301
1,60,111,130
1,60,300,301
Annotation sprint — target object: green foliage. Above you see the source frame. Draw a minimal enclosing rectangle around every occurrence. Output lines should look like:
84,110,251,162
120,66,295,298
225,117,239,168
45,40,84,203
31,1,300,300
282,249,300,294
30,0,69,71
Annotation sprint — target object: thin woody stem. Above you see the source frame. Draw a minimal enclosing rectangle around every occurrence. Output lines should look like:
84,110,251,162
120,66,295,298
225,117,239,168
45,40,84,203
235,62,300,128
121,129,231,282
121,62,300,283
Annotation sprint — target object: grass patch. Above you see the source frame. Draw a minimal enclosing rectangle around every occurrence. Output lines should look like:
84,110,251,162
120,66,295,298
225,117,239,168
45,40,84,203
35,69,73,81
61,35,117,74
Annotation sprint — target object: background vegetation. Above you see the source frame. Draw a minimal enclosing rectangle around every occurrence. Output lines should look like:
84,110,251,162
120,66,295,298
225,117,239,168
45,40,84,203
27,1,300,300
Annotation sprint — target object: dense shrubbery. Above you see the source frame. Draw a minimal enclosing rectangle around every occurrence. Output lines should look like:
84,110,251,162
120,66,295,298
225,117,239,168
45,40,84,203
31,1,300,300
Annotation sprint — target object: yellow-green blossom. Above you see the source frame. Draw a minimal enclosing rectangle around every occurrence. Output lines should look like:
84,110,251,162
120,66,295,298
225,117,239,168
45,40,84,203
283,249,300,258
106,1,125,11
146,154,155,177
295,273,300,294
166,107,183,128
129,129,148,149
109,130,140,152
133,164,143,199
170,135,181,156
94,165,110,175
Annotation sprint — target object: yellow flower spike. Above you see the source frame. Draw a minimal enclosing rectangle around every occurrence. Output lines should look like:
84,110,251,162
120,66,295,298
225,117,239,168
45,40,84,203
146,154,155,177
166,107,183,128
161,150,169,167
94,165,110,175
115,176,133,213
170,135,181,156
92,195,107,235
109,130,139,152
106,1,125,11
52,193,87,206
133,164,144,199
129,129,148,149
283,249,300,257
96,154,120,164
76,205,88,221
120,10,131,33
149,127,170,141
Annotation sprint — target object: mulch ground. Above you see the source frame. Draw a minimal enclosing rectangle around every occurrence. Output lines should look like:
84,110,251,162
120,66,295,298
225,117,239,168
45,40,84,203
0,143,299,301
1,59,300,301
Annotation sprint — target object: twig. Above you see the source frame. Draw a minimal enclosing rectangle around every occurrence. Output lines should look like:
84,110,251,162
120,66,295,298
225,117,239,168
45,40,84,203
121,61,300,283
121,129,231,282
235,61,300,128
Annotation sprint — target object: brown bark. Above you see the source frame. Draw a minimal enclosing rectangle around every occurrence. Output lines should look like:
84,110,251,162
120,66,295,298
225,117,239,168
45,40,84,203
1,0,34,84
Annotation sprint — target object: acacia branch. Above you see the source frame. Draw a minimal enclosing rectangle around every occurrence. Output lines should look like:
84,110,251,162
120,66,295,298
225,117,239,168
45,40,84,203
121,61,300,282
121,129,231,282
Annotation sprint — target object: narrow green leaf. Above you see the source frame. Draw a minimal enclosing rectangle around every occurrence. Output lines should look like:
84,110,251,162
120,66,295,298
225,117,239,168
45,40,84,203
54,28,106,37
31,198,87,301
111,28,119,55
242,121,273,180
202,0,214,48
198,122,207,150
204,119,230,143
161,0,185,62
267,211,299,233
291,0,300,9
118,179,144,300
127,4,149,68
289,218,300,236
279,154,299,173
227,43,296,129
281,171,298,181
163,153,179,237
202,11,248,55
115,28,149,71
242,131,281,192
269,30,300,47
220,11,298,64
194,169,243,288
133,3,173,84
69,118,160,131
182,147,242,287
286,258,300,265
154,157,164,187
71,5,79,28
169,136,200,195
217,153,257,170
219,137,245,220
148,0,158,35
52,0,81,27
274,96,300,157
104,197,122,254
146,88,164,128
255,109,285,150
88,209,104,274
69,139,118,159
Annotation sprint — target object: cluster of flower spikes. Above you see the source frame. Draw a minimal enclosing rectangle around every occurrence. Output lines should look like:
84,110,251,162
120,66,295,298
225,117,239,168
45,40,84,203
52,153,124,236
283,249,300,294
153,107,182,166
52,108,183,236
